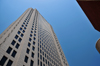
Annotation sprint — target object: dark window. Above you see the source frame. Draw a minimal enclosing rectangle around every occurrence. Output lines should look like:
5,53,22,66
38,53,39,58
33,37,36,40
26,48,30,54
40,45,41,48
23,22,25,24
38,59,39,65
40,55,42,60
15,43,20,49
45,59,47,64
32,46,35,51
25,25,27,27
40,61,42,66
34,34,36,36
0,56,7,65
21,34,24,37
22,25,24,27
31,52,34,58
23,30,25,33
40,50,42,53
11,40,16,46
30,60,34,66
6,59,13,66
28,42,31,47
18,38,22,42
6,47,12,54
34,31,36,33
45,54,46,57
24,27,26,30
31,31,33,33
11,50,17,57
15,35,18,39
20,28,22,30
33,41,35,45
43,64,45,66
24,56,28,63
17,31,21,34
29,38,32,42
43,57,44,62
31,28,33,30
30,34,32,37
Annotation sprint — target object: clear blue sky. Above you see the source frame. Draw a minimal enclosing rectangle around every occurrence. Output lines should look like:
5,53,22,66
0,0,100,66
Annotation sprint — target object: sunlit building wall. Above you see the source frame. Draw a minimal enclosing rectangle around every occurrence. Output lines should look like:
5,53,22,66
0,8,69,66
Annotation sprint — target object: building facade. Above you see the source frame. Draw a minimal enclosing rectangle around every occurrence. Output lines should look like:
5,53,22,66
0,8,69,66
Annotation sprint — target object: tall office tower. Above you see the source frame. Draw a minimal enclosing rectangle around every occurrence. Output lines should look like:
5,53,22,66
0,8,69,66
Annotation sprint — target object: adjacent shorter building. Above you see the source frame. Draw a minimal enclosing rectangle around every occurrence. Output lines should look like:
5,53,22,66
77,0,100,32
77,0,100,53
0,8,69,66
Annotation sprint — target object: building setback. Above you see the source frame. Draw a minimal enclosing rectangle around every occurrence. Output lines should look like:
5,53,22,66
0,8,69,66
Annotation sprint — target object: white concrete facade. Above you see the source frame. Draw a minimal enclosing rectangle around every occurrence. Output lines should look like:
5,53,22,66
0,8,69,66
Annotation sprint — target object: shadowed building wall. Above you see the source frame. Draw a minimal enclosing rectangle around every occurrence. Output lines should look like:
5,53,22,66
77,0,100,31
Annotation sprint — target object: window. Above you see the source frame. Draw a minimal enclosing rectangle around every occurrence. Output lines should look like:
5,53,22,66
11,40,16,46
43,64,45,66
11,50,17,57
33,41,35,45
15,43,20,49
17,31,21,34
6,47,12,54
22,25,24,27
20,28,22,30
33,37,36,40
0,56,7,65
40,61,42,66
26,48,30,54
23,30,25,33
28,42,31,47
31,31,33,33
25,25,27,27
40,49,42,53
15,35,18,39
45,59,47,64
30,60,34,66
40,55,42,60
30,34,32,37
32,46,35,51
21,34,24,37
34,31,36,33
24,27,26,30
18,38,22,42
24,56,28,63
23,22,25,24
29,38,32,42
31,28,33,30
43,57,44,62
34,34,36,36
38,59,39,65
6,59,13,66
38,53,39,58
31,52,34,58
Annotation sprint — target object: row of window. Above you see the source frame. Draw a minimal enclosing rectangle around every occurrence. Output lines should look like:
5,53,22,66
23,9,36,66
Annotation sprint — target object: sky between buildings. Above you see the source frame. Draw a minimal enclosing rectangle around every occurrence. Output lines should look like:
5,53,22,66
0,0,100,66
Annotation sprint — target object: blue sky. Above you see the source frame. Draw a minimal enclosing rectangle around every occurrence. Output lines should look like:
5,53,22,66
0,0,100,66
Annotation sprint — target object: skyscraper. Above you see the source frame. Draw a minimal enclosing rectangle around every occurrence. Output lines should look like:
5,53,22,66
0,8,69,66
